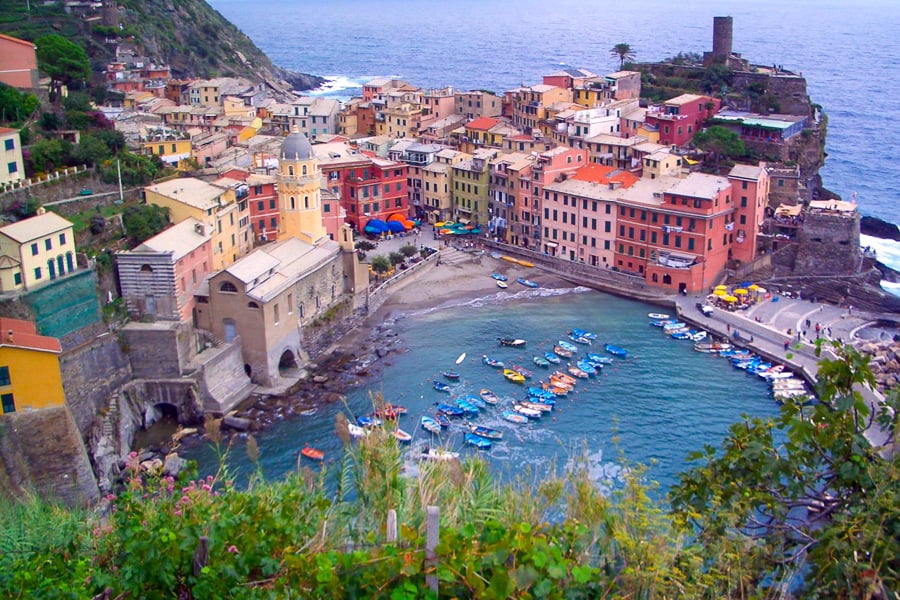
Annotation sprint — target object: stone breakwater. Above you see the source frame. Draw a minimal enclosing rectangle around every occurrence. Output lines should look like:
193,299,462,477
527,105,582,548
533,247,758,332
857,340,900,394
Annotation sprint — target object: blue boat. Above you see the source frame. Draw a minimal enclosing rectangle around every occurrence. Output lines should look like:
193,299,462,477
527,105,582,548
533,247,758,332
517,277,539,288
480,388,500,405
533,355,551,368
670,331,692,340
420,415,441,435
467,424,503,440
432,380,451,392
650,319,677,327
502,411,529,424
571,328,598,341
543,351,562,364
455,399,480,416
528,386,555,400
436,404,464,417
463,394,487,409
465,433,492,449
482,355,505,368
568,333,592,345
557,340,579,353
357,415,382,427
490,272,508,282
586,352,613,365
434,411,452,427
576,359,598,375
604,343,628,357
441,370,460,380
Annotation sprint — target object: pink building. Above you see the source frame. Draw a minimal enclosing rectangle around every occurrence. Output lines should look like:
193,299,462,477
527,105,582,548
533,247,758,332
0,34,38,90
645,94,720,147
727,163,769,265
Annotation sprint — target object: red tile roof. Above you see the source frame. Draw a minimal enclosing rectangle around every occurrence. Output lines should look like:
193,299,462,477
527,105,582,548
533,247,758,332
0,34,35,49
466,117,500,131
0,317,61,353
571,163,639,188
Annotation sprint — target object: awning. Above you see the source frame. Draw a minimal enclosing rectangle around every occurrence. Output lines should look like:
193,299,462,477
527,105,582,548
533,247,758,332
545,241,559,248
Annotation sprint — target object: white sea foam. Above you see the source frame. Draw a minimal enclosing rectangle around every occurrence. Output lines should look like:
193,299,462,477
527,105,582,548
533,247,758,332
402,286,592,318
861,234,900,297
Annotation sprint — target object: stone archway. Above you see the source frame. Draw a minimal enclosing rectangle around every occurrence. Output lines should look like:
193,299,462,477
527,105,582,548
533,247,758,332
278,349,299,378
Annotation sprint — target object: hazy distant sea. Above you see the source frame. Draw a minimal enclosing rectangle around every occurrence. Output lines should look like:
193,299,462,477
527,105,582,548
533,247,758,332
209,0,900,288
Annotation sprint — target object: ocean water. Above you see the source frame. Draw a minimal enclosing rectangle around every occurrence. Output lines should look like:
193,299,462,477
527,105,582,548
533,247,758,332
182,287,779,491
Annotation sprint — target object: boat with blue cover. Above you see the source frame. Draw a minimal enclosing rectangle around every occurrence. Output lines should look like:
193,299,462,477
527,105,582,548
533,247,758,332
463,394,487,409
576,359,598,375
420,416,441,435
586,352,613,364
568,333,592,345
502,411,529,424
528,386,556,400
455,399,480,416
544,351,562,364
482,354,505,368
571,328,597,341
465,433,492,449
357,415,382,427
436,403,464,417
557,340,579,353
604,343,628,357
432,380,451,392
533,355,551,368
490,272,508,282
517,277,539,288
467,424,503,440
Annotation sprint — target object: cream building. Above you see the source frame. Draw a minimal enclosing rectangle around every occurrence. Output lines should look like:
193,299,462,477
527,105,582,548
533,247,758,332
277,127,329,245
0,127,24,187
0,211,76,292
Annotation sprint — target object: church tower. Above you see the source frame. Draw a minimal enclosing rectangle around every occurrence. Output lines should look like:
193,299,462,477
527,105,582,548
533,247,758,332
277,126,328,245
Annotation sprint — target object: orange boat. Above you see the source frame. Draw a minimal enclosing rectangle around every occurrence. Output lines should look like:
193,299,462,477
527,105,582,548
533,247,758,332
300,445,324,461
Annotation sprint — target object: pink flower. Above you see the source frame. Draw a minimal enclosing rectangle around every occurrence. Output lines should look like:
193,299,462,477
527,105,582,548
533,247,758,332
227,545,239,554
129,451,138,459
173,510,182,517
201,484,212,492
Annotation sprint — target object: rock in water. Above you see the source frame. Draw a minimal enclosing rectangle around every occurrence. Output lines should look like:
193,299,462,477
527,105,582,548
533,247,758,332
861,216,900,241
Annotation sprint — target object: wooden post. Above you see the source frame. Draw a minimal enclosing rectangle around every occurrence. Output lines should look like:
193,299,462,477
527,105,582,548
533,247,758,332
425,505,439,593
386,509,397,543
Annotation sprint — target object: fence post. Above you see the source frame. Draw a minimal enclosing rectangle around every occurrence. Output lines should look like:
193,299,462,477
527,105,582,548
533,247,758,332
386,509,397,543
425,505,439,594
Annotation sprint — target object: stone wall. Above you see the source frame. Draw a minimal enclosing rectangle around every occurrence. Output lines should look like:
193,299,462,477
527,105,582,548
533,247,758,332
122,321,193,378
192,340,254,414
0,407,99,507
795,211,861,276
60,331,133,437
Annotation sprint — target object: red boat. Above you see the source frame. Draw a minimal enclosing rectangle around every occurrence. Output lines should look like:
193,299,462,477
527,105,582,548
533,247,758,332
300,445,324,461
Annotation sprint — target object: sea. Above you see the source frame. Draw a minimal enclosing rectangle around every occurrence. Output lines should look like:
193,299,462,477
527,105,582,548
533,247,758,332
181,0,897,484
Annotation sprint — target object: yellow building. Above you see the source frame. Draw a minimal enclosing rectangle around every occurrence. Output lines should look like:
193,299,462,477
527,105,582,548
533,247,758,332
0,211,76,292
277,127,328,245
0,318,65,413
144,177,249,270
140,133,192,169
0,127,25,187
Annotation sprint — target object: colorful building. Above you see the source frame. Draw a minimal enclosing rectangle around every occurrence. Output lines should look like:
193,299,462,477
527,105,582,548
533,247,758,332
727,164,770,265
452,149,497,226
0,34,38,90
0,127,25,187
219,168,280,244
645,94,720,147
277,128,329,245
0,318,64,413
454,90,503,121
0,211,76,292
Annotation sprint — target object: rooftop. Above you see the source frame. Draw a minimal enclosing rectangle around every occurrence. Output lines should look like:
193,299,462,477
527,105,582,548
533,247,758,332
146,177,227,210
0,317,61,354
466,116,500,131
667,172,731,200
0,212,73,244
133,217,210,261
729,164,764,180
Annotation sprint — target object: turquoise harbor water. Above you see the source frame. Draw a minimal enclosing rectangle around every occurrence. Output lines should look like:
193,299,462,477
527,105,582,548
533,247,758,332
183,287,779,491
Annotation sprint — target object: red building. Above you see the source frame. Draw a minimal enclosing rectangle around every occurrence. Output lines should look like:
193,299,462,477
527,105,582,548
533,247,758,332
218,168,279,244
645,94,720,147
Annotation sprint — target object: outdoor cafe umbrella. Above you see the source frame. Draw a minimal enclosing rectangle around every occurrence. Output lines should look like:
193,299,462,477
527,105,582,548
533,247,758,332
733,288,749,295
723,295,738,303
748,284,760,291
714,284,728,291
713,289,727,296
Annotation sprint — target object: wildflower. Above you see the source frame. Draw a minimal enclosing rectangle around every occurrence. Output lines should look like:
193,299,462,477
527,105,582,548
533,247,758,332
202,483,212,492
129,451,138,459
174,510,182,517
227,545,239,554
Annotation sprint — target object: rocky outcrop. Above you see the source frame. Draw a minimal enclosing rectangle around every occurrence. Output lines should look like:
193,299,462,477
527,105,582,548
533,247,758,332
861,216,900,241
857,340,900,395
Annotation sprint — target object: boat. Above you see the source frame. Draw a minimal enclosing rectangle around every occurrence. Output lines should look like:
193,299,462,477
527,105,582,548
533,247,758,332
465,433,492,449
547,378,573,393
512,403,542,418
347,423,370,439
648,312,670,320
455,399,480,416
441,371,460,380
300,445,324,461
528,386,555,399
551,371,577,385
501,255,518,263
670,330,692,340
604,344,628,357
516,259,534,268
490,272,508,282
568,333,592,345
436,403,465,418
503,369,526,384
496,280,508,289
690,331,708,342
392,428,413,443
552,345,573,358
586,352,613,364
502,411,529,424
498,337,527,348
463,394,487,409
479,389,500,405
662,322,687,331
544,351,562,363
650,319,677,327
517,277,539,288
456,352,467,365
420,446,459,461
467,424,503,440
434,411,452,427
557,340,579,353
571,328,598,341
693,341,732,354
576,359,598,375
357,415,382,427
432,380,452,392
482,355,505,368
567,365,590,379
533,355,551,368
420,416,441,435
373,404,407,420
520,400,552,413
511,365,533,379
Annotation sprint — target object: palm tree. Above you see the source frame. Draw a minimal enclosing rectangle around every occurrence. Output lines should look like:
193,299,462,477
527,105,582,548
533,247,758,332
610,43,636,69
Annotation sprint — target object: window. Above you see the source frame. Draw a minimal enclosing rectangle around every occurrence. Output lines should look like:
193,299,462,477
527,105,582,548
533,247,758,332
4,139,13,151
288,293,293,314
274,303,280,324
1,393,14,414
741,196,747,207
688,238,695,251
219,281,238,293
269,199,276,209
30,243,38,256
13,272,21,285
33,267,41,280
323,203,330,213
258,201,264,211
0,366,9,386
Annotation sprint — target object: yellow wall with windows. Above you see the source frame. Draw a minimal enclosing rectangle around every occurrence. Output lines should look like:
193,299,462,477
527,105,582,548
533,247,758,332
0,347,65,413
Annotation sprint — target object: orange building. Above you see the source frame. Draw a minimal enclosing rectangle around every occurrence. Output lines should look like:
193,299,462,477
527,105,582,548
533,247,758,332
0,34,38,90
0,318,64,413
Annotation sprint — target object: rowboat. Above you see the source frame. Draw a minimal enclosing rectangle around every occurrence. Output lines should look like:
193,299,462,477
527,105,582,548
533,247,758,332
650,319,677,327
586,352,613,364
690,331,708,342
463,394,487,409
490,272,508,281
434,411,452,427
527,386,556,401
441,371,460,380
576,359,598,375
512,403,542,418
544,351,562,364
301,445,324,461
571,328,597,341
552,345,573,358
347,423,370,438
502,411,529,424
420,416,441,435
516,259,534,268
467,424,503,440
455,399,480,416
557,340,579,353
520,400,552,413
497,280,508,289
604,344,628,357
568,333,592,345
648,312,670,319
551,371,577,385
373,404,407,420
662,322,687,331
517,277,539,288
498,337,527,348
511,365,533,379
547,377,573,392
465,433,492,449
567,365,590,379
503,369,526,384
479,388,500,405
421,446,459,461
482,355,505,368
433,380,451,392
533,355,551,368
436,403,464,417
392,428,412,443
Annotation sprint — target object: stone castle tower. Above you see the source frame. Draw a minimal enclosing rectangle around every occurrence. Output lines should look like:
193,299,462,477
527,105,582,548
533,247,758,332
277,126,328,245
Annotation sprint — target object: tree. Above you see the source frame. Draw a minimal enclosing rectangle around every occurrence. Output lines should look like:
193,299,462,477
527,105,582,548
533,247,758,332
388,252,405,268
122,204,170,244
670,341,900,597
354,240,376,252
35,35,91,95
692,125,745,171
610,43,636,69
71,133,114,166
398,244,418,260
370,255,391,278
0,84,38,125
27,138,70,173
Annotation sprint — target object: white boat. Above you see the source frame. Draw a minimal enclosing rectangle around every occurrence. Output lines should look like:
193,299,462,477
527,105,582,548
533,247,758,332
420,446,460,461
392,428,413,443
497,280,508,289
347,423,370,438
512,403,542,418
648,312,670,319
663,321,687,331
690,330,708,342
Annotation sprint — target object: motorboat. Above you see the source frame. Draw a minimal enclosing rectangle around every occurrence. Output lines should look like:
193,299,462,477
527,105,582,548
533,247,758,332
433,380,451,392
604,344,628,358
544,351,562,364
300,445,324,461
392,428,412,443
512,403,542,418
482,355,505,368
435,404,465,418
647,312,670,319
502,411,529,424
570,328,598,341
586,352,613,364
441,371,460,380
568,333,592,345
465,433,492,449
498,337,527,348
533,355,551,368
557,340,579,353
553,345,573,358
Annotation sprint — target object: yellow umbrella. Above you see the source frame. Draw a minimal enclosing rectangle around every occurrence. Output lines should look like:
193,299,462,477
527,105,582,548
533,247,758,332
748,284,760,291
734,288,749,295
714,284,728,291
723,295,738,302
713,289,727,296
435,221,446,227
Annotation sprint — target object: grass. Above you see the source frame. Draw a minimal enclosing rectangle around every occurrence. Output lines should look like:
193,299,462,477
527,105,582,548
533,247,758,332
60,204,124,234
